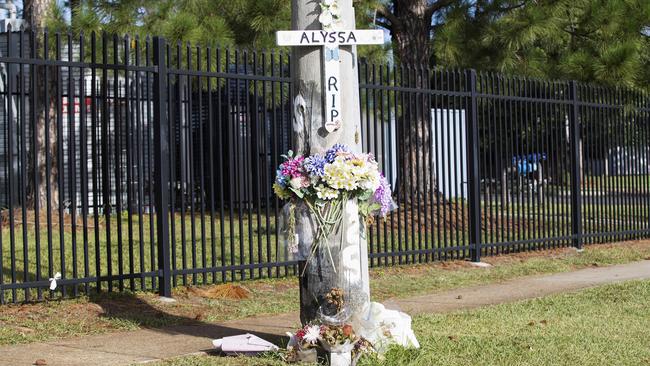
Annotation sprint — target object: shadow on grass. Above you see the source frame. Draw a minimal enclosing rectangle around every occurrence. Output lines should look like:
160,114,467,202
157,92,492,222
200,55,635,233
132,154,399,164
88,290,288,354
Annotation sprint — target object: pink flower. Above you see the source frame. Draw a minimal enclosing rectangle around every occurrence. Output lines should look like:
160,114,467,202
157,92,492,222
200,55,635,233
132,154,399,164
342,324,353,337
280,156,305,178
296,329,306,341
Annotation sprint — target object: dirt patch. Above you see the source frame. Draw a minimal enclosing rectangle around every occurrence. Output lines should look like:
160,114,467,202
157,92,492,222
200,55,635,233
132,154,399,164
0,300,114,335
186,284,251,300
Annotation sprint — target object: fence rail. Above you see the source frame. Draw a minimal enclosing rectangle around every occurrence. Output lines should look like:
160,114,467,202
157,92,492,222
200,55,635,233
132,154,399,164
0,29,649,303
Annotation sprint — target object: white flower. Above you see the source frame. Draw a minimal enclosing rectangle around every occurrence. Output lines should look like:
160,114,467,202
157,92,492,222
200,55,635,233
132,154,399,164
324,157,359,191
319,10,333,27
303,325,321,344
289,177,303,190
322,0,335,6
359,169,381,191
315,185,339,200
329,2,341,17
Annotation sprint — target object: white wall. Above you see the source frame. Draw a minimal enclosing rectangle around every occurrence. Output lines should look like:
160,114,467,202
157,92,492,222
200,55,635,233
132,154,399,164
432,109,468,200
362,108,468,200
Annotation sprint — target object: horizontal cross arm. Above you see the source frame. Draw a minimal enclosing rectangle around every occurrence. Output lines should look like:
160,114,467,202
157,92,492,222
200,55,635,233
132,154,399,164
276,30,384,46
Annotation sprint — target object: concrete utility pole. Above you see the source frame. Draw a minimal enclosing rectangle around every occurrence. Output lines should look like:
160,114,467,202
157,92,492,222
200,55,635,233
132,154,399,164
289,0,372,324
291,0,365,155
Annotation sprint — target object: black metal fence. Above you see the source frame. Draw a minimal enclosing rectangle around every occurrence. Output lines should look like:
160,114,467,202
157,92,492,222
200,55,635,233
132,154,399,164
0,29,648,303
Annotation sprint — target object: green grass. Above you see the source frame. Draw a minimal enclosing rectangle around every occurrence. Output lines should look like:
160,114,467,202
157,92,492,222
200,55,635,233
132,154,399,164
1,212,287,300
1,240,649,346
482,201,649,219
369,280,650,366
478,200,649,248
583,175,650,193
2,196,649,304
148,280,650,366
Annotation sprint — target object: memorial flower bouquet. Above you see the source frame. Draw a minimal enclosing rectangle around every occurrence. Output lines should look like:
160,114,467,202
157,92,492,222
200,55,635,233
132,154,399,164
273,144,395,269
286,323,374,362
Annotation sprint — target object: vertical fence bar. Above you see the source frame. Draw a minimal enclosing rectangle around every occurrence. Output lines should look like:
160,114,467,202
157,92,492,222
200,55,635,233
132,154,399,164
100,32,112,292
135,36,146,290
6,27,17,302
54,32,66,298
79,32,90,296
124,35,135,291
153,37,172,297
466,69,482,262
569,81,583,249
18,28,29,301
31,29,42,300
91,32,101,293
67,32,78,297
112,34,124,292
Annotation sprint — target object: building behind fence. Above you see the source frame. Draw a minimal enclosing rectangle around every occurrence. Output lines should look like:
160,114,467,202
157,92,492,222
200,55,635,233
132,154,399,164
0,28,648,303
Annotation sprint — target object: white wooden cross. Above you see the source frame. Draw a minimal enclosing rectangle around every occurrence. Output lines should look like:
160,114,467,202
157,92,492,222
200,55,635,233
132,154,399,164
277,28,383,133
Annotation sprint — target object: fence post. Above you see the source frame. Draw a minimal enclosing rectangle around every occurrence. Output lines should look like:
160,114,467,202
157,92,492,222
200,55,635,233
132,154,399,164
466,69,482,262
152,37,172,297
569,80,583,250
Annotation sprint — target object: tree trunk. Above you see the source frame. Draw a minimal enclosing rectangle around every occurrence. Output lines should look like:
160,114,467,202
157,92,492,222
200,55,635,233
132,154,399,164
24,0,59,209
392,0,434,204
23,0,51,29
30,84,59,209
392,0,433,67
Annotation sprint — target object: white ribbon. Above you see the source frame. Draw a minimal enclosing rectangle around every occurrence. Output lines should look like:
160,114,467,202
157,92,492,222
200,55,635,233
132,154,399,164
49,272,62,290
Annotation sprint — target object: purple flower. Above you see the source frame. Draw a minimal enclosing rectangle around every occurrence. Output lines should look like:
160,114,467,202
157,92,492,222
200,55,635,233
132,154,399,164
325,144,350,163
304,154,327,177
374,175,393,216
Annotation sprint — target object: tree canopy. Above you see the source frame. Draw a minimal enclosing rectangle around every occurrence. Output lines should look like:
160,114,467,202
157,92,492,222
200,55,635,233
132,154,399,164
46,0,291,48
443,0,650,89
25,0,650,89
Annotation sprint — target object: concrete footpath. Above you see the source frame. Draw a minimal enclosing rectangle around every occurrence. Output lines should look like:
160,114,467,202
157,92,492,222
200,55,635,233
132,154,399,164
1,260,649,366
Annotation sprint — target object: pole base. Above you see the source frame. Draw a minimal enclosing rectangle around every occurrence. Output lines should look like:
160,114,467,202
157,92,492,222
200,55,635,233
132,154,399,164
470,262,492,268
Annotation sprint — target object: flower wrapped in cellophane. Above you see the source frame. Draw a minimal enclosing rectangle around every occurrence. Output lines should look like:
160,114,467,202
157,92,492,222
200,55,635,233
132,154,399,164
275,144,396,265
285,323,374,364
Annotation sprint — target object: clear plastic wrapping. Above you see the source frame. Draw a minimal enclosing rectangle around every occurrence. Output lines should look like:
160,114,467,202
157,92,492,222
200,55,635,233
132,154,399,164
280,199,371,327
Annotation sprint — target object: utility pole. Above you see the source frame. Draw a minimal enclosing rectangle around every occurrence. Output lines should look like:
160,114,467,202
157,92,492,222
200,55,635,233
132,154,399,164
285,0,380,324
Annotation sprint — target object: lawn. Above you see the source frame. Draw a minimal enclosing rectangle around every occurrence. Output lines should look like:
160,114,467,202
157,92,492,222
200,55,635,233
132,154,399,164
0,239,649,346
149,279,650,366
582,175,650,194
3,197,648,301
0,212,289,301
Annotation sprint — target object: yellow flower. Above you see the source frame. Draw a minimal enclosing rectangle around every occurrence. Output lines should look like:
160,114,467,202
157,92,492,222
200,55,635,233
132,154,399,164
273,182,291,199
324,157,358,191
